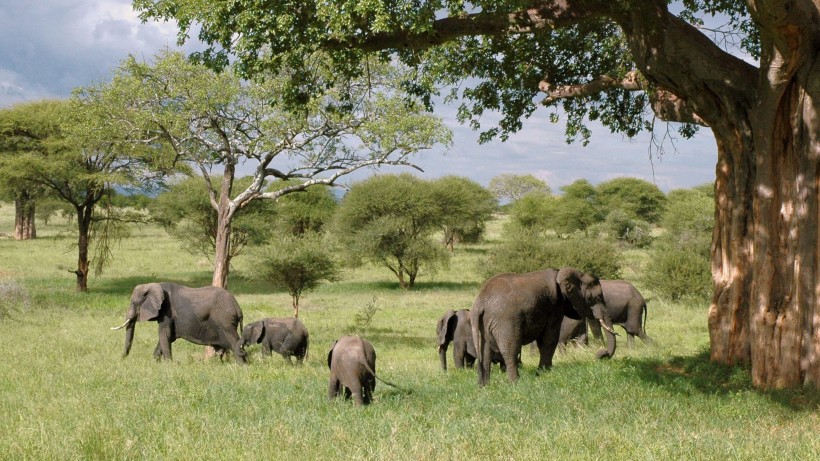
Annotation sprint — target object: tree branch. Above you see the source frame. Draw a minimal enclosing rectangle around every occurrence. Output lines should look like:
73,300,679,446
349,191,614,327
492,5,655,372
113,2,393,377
322,1,614,52
539,70,708,126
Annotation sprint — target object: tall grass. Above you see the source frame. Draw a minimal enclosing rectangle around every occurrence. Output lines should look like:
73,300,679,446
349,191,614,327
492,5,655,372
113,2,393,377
0,204,818,460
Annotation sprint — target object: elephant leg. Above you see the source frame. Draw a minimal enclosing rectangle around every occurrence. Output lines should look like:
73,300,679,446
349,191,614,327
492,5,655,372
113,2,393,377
477,337,492,387
637,330,654,344
328,376,341,401
282,353,293,365
218,329,247,365
501,347,520,383
261,343,273,356
158,328,173,361
536,327,561,370
453,343,466,368
627,332,635,348
465,352,476,368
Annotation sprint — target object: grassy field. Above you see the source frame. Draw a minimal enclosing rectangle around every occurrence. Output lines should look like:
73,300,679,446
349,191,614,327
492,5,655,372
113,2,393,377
0,203,818,460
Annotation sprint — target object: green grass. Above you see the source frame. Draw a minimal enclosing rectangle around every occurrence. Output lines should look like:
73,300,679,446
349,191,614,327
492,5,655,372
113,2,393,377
0,203,818,460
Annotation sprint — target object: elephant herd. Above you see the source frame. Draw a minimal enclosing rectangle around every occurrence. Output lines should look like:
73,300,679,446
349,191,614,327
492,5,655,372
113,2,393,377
113,268,652,405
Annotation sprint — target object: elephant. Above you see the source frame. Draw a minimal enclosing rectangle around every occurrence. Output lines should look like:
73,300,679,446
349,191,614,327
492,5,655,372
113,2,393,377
327,335,402,406
556,267,618,360
471,267,614,386
436,309,476,370
241,317,309,364
436,309,517,371
559,279,652,348
111,282,247,364
327,335,377,406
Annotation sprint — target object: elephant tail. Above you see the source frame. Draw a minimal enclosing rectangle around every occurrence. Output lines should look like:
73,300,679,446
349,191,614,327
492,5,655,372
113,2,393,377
362,361,406,391
642,301,648,335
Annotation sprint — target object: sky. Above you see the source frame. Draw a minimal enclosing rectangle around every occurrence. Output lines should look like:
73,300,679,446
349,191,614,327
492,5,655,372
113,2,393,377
0,0,720,192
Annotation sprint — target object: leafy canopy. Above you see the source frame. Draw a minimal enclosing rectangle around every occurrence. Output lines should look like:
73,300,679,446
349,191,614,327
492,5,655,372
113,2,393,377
332,173,448,289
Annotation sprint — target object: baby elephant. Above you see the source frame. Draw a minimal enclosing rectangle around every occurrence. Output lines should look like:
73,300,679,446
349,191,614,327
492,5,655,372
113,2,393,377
436,309,476,370
241,317,309,364
327,335,382,406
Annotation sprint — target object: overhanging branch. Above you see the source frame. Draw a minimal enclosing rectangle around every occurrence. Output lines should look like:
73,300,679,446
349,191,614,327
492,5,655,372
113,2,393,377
539,70,708,126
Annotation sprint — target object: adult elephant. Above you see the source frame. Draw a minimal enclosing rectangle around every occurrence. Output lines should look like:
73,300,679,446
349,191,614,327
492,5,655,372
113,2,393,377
111,282,247,364
557,268,618,360
471,267,613,386
560,279,652,348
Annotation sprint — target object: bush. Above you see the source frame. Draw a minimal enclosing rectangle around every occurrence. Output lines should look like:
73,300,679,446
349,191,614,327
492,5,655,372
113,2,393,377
644,233,712,302
480,228,622,279
589,209,653,248
644,186,714,302
245,232,340,317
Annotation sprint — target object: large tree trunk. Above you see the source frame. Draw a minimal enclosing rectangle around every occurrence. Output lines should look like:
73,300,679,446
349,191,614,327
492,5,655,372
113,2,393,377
709,41,820,388
13,193,36,240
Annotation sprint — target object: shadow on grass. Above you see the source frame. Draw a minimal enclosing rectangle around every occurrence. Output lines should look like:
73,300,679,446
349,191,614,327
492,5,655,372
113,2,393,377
330,280,481,293
94,275,282,296
629,348,820,411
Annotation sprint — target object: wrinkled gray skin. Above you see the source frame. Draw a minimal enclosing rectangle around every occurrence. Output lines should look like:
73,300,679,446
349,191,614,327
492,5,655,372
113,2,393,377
560,279,652,348
327,335,378,406
556,267,616,361
436,309,515,371
115,282,247,364
241,317,309,364
471,268,609,386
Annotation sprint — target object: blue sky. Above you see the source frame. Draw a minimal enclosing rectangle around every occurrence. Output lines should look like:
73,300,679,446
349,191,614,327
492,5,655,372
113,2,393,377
1,0,719,192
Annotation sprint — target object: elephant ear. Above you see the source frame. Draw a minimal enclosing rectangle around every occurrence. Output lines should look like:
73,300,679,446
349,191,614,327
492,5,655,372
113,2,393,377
327,340,338,369
138,283,165,321
557,268,582,301
436,310,457,346
249,322,265,344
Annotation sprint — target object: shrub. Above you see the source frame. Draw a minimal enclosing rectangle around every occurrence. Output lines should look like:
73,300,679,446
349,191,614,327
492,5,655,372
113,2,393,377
589,209,653,248
480,228,622,279
644,232,712,302
644,186,714,302
246,232,340,317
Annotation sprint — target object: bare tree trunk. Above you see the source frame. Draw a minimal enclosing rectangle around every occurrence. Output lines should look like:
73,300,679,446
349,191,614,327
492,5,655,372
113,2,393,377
212,213,232,289
13,193,36,240
211,167,236,289
708,56,820,389
74,207,92,292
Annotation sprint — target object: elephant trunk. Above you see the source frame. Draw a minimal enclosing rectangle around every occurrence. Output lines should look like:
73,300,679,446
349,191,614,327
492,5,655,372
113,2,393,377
591,302,617,360
121,318,137,358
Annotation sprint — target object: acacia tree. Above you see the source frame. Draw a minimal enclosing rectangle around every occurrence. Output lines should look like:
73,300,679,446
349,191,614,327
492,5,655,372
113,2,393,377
430,175,497,250
0,99,153,291
0,101,66,240
96,50,451,288
488,174,551,203
135,0,820,390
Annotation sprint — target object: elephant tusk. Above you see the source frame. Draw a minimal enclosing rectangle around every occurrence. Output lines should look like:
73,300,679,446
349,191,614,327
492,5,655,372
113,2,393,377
110,319,131,330
598,318,620,336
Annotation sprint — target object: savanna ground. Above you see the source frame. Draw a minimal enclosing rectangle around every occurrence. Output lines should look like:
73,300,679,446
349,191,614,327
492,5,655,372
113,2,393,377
0,204,818,460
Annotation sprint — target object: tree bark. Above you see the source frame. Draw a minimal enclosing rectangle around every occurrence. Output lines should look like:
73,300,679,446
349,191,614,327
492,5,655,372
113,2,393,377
13,193,36,240
211,165,237,289
74,206,92,292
